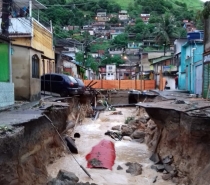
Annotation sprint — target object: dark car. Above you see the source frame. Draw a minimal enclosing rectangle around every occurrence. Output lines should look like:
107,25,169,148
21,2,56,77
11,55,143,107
41,73,79,97
74,78,85,95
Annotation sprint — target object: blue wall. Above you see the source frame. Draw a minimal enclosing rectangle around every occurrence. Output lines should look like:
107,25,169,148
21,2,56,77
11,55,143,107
179,41,203,93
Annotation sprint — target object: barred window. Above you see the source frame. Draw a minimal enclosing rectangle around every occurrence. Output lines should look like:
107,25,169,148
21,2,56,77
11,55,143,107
32,55,39,78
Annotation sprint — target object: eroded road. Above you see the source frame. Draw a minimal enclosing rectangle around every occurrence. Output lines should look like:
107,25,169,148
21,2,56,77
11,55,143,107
47,108,174,185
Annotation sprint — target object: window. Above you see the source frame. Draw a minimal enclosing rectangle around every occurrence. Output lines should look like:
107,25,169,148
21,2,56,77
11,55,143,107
54,75,63,82
32,55,39,78
108,66,112,70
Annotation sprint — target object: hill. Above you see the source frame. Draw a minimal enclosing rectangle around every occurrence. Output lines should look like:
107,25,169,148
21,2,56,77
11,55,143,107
66,0,204,10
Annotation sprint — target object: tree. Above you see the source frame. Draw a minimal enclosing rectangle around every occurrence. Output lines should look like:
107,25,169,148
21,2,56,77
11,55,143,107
101,55,125,66
111,33,128,47
153,13,177,45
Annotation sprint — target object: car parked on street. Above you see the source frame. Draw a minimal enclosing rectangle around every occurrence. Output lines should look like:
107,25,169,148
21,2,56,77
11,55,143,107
41,73,79,97
74,78,86,95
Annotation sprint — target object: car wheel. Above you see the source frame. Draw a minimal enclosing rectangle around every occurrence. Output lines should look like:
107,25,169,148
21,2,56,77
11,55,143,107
60,90,68,97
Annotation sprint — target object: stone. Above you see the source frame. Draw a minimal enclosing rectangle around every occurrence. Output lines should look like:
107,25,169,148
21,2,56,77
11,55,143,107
156,164,165,172
117,165,123,170
121,126,134,136
174,100,185,104
111,125,121,131
126,162,142,176
151,165,157,170
149,153,160,164
132,138,144,143
164,164,174,173
162,156,173,164
170,170,178,177
153,176,158,183
47,179,65,185
122,136,132,141
163,170,168,174
172,177,180,184
162,174,172,181
131,129,145,139
56,170,79,183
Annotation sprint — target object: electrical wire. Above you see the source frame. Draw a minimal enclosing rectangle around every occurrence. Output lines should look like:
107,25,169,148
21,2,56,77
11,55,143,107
43,113,93,180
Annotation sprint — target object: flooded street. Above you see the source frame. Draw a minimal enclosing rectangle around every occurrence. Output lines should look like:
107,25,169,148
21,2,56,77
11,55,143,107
47,108,174,185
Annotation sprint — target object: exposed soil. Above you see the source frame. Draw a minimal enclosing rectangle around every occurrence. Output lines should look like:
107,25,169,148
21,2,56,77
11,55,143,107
0,96,93,185
144,107,210,185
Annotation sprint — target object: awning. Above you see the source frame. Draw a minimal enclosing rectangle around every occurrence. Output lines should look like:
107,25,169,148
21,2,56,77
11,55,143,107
150,56,173,65
13,0,47,10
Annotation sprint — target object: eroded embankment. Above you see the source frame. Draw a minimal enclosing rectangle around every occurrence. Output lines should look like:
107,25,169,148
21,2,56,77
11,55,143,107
144,107,210,185
0,96,92,185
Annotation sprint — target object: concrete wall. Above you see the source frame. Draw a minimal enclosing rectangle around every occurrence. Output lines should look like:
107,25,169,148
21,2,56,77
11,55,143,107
12,46,30,100
12,46,42,101
0,82,14,107
30,49,42,101
32,19,54,60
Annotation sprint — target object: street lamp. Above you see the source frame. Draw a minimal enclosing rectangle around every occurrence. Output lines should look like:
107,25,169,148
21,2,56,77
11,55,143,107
124,56,132,79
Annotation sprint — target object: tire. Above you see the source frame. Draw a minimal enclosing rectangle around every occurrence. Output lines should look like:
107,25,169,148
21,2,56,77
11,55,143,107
60,90,68,97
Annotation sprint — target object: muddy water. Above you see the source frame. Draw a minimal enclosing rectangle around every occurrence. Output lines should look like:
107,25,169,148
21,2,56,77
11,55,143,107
47,108,174,185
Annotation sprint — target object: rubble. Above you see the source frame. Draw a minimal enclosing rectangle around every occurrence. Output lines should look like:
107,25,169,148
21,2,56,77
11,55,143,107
47,170,97,185
125,162,143,176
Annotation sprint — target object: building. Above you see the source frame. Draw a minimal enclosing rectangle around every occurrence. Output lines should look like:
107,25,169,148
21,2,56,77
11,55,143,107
203,12,210,98
118,10,129,21
140,14,150,24
106,65,116,80
97,9,107,17
149,55,177,89
179,40,203,94
0,0,55,101
0,35,14,108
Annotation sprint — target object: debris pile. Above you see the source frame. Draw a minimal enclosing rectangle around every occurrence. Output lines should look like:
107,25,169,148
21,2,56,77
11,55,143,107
106,107,151,143
150,153,179,183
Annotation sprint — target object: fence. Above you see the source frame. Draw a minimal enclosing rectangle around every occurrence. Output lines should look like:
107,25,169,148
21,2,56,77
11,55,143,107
84,80,155,90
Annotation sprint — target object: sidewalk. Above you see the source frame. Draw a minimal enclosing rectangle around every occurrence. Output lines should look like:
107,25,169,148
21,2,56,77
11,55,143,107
0,95,60,126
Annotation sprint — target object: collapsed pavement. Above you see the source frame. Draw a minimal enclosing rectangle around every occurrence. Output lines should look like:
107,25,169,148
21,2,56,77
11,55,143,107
136,92,210,185
0,95,94,185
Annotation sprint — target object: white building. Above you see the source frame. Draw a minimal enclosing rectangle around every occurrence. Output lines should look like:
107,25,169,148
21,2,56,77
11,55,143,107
106,64,116,80
119,10,129,21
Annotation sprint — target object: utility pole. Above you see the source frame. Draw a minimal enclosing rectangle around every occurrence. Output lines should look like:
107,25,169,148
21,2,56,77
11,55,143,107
1,0,12,35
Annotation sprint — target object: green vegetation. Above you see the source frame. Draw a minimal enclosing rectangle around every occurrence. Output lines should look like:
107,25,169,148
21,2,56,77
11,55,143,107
37,0,205,68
